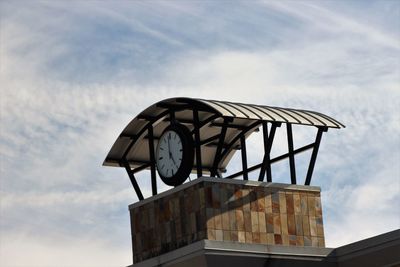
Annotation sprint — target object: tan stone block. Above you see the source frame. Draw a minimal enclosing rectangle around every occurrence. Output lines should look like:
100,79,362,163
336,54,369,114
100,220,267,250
316,216,324,237
309,216,317,237
251,211,259,232
304,236,312,246
315,196,322,217
293,193,301,215
253,232,261,244
214,213,222,230
282,234,289,246
238,231,246,243
236,210,245,231
300,193,308,215
288,214,296,236
206,208,214,229
286,194,294,215
267,233,274,244
302,215,310,236
260,233,268,244
231,230,238,242
289,235,297,246
279,192,287,213
223,230,231,241
311,236,319,247
258,212,266,233
199,187,205,209
265,193,273,213
229,210,237,230
257,191,265,211
274,234,282,245
295,215,303,236
272,192,280,213
280,214,288,235
207,229,216,240
266,213,274,233
245,232,253,243
215,229,223,241
318,237,325,247
273,213,281,234
296,235,304,246
222,211,230,230
190,212,196,234
244,211,252,232
308,195,316,216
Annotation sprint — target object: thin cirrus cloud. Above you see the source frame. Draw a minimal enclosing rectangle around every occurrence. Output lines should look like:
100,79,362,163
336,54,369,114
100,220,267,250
0,1,399,266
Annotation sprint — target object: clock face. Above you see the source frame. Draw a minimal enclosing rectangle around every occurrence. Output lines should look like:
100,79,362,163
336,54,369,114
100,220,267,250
156,130,183,178
155,124,194,186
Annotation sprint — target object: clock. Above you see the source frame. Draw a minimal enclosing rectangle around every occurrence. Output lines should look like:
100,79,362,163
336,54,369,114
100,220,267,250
156,123,194,186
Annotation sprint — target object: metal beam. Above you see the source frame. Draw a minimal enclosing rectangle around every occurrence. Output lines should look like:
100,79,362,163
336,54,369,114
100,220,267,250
123,160,144,200
211,119,228,177
148,126,157,195
258,122,280,182
225,142,314,180
193,109,203,177
240,135,248,180
287,123,297,184
305,127,326,185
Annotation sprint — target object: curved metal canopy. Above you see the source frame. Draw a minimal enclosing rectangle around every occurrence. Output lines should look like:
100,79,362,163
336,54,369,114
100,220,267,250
104,97,344,174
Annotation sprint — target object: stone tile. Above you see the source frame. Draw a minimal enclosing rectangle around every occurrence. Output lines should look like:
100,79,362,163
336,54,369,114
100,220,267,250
273,213,281,234
309,216,317,237
190,212,196,234
274,234,283,245
318,237,325,247
296,235,304,246
315,196,322,217
282,234,289,246
215,229,223,241
260,233,268,244
267,233,274,244
300,193,308,215
212,183,221,209
311,236,319,247
223,230,231,241
308,195,316,216
251,211,259,232
266,213,274,233
205,186,213,208
253,232,261,244
279,192,287,214
272,192,280,213
286,193,294,215
280,214,288,235
244,211,252,232
222,211,230,230
250,190,258,211
207,229,216,240
287,214,296,235
231,230,238,242
302,215,310,236
304,236,312,246
236,210,245,231
258,212,266,233
295,215,303,236
242,189,251,212
199,187,205,209
293,192,301,215
206,208,214,229
265,193,273,213
238,231,246,243
229,210,237,231
245,232,253,243
316,216,324,237
214,213,222,230
289,235,297,246
257,190,265,211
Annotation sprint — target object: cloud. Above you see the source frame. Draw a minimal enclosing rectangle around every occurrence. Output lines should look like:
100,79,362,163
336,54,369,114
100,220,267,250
1,1,399,266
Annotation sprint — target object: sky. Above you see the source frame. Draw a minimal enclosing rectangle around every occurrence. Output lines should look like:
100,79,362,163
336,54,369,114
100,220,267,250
0,1,399,266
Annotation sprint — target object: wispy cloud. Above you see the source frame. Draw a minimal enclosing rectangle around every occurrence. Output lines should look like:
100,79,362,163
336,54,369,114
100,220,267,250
1,1,399,266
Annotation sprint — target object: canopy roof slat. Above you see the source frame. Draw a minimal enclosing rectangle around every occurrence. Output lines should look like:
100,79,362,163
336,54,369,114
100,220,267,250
104,97,344,170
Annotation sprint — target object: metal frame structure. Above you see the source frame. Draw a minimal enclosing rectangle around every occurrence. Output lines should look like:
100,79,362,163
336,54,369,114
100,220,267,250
104,97,344,200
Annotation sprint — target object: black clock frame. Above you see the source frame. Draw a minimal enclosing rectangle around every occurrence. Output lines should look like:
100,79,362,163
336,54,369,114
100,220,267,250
156,123,194,186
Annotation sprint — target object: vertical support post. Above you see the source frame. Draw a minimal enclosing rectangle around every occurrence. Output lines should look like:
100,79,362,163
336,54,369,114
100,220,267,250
193,109,203,177
122,160,144,201
211,118,228,177
258,122,279,182
240,135,248,180
148,126,157,195
287,123,297,184
305,127,325,185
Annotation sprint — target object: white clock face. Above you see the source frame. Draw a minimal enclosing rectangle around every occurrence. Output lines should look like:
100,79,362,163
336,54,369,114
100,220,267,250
156,130,183,178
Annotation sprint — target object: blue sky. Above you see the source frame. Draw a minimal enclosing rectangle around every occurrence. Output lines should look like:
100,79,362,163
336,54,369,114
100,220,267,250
1,1,399,266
